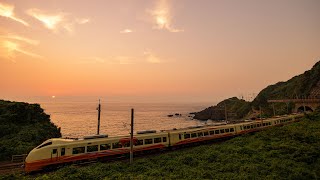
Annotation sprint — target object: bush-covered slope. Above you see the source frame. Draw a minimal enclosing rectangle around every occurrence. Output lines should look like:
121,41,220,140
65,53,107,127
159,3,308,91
0,100,61,161
252,61,320,110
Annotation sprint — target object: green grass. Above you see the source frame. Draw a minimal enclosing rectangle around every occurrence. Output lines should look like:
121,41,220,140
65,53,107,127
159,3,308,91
2,114,320,180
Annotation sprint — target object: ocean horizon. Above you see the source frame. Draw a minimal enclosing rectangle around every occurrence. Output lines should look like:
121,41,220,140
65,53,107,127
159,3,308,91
2,96,217,138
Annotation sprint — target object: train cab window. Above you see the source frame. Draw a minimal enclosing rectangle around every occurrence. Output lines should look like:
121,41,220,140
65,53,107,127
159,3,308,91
87,145,98,152
113,142,122,149
198,132,203,137
154,137,162,143
220,129,225,134
225,129,230,133
72,147,85,154
52,149,57,154
204,131,209,136
230,128,234,132
163,137,167,142
37,142,52,149
191,133,197,138
61,148,65,156
136,139,143,146
184,133,191,139
100,144,111,150
209,131,214,135
145,139,153,145
215,130,220,134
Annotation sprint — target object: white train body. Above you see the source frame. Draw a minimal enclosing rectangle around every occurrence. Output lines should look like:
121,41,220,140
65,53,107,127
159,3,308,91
25,114,303,172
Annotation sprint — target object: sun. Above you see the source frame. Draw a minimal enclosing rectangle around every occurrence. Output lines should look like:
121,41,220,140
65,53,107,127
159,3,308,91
51,95,55,99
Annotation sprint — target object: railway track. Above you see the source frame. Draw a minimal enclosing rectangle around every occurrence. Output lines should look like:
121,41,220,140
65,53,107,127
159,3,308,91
0,162,24,174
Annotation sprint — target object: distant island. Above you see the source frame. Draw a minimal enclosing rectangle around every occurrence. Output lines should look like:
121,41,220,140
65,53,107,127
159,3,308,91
194,61,320,121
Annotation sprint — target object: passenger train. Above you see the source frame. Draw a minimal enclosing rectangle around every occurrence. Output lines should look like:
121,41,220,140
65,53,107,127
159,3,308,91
25,114,304,173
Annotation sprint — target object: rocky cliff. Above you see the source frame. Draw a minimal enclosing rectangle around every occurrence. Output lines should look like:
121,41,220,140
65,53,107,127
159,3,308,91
194,61,320,120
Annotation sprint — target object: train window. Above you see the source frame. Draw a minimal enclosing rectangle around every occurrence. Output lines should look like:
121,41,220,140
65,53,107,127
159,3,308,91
215,130,220,134
145,139,153,145
179,134,182,140
113,142,122,149
37,142,52,149
61,148,65,156
251,125,253,129
263,123,266,126
257,124,260,127
220,129,225,134
123,142,130,148
198,132,203,137
204,131,209,136
225,129,230,133
154,137,162,143
100,144,111,150
191,133,197,138
163,137,167,142
230,128,234,132
52,149,57,154
87,145,98,152
184,133,190,139
247,126,250,129
136,139,143,146
209,131,214,135
72,147,85,154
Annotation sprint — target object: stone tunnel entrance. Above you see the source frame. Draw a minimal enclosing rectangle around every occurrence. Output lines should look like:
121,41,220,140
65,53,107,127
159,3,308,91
297,106,314,113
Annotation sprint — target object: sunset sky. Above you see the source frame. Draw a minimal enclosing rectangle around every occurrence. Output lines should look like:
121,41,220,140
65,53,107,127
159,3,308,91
1,0,319,103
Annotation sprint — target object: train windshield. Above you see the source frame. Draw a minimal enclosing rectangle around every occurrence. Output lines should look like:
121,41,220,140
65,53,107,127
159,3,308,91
36,141,52,149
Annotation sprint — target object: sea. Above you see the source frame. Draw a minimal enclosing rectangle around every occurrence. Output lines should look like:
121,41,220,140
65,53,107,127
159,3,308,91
8,96,217,138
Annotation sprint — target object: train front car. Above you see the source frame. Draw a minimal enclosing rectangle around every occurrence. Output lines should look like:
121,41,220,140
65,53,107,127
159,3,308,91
25,138,71,173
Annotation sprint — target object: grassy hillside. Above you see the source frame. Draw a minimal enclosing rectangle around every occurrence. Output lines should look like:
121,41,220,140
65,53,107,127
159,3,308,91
0,100,61,161
2,111,320,179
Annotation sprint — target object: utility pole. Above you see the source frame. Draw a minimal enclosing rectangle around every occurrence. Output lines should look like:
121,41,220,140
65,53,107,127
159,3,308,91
259,106,262,120
272,103,275,116
97,99,101,135
224,102,228,124
130,108,134,164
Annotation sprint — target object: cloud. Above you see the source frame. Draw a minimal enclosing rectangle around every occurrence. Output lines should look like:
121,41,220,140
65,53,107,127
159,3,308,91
147,0,183,32
27,8,89,34
0,34,42,61
76,18,90,24
143,50,162,64
113,56,135,64
0,2,29,26
120,29,133,33
0,34,39,45
79,57,105,64
1,40,42,60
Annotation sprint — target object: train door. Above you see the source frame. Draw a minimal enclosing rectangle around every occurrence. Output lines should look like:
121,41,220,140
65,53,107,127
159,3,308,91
59,147,65,161
51,148,59,161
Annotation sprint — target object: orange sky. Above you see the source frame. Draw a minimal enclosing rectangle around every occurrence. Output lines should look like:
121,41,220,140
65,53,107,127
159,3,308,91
0,0,319,103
